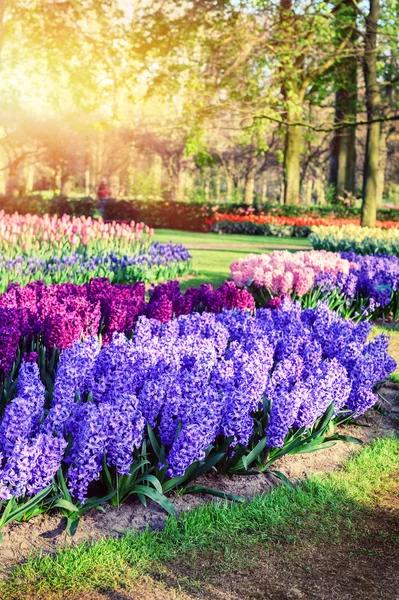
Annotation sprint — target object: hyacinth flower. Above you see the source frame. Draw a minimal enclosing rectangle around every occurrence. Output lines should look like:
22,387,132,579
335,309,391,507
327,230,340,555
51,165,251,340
0,279,255,377
230,249,399,322
43,305,397,499
0,302,396,532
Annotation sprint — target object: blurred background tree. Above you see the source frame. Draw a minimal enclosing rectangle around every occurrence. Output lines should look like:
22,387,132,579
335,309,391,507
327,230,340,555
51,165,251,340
0,0,398,224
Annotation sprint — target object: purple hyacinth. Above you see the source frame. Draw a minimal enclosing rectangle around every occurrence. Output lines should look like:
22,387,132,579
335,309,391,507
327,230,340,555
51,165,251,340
0,434,66,500
0,361,45,456
42,337,101,435
0,301,396,505
66,394,144,502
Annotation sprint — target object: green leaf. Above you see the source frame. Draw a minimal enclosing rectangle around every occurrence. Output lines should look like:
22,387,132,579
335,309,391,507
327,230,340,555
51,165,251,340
79,490,117,513
0,486,52,528
102,454,113,493
147,423,166,464
225,446,247,470
190,452,225,480
268,470,295,491
243,437,268,468
325,434,363,445
162,461,199,494
53,499,79,513
57,468,72,502
128,485,176,517
66,517,80,537
146,474,165,492
137,493,147,508
292,441,337,455
313,402,335,435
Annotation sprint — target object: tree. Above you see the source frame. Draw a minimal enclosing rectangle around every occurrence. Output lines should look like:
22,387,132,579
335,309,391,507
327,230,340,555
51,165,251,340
329,0,358,200
361,0,381,227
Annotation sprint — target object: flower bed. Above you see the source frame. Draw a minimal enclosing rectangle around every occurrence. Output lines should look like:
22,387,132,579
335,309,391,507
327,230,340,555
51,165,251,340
0,213,192,291
230,250,399,321
207,214,399,238
0,242,192,291
310,224,399,255
0,212,153,257
0,302,395,532
0,279,254,375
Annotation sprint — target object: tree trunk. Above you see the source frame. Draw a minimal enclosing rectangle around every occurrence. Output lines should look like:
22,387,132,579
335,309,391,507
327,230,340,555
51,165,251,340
226,175,233,202
305,179,313,205
279,0,302,205
204,178,210,202
283,106,302,204
244,153,257,205
361,0,380,228
6,166,18,196
215,173,221,202
329,90,357,198
169,161,185,202
151,155,163,197
329,0,357,199
61,176,73,196
85,169,91,196
376,122,388,206
261,175,267,203
24,164,34,193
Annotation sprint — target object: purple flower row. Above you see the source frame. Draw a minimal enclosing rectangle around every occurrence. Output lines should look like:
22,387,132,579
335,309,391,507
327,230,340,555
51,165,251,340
0,302,395,502
0,279,255,375
0,242,192,291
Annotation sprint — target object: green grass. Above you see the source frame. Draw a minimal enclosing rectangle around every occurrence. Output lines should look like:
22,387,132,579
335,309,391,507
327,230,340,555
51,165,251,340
153,229,310,288
2,437,398,600
153,229,311,248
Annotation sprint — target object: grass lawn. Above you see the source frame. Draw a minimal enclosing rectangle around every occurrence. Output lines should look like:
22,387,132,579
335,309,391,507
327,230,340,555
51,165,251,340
2,437,398,600
153,229,310,288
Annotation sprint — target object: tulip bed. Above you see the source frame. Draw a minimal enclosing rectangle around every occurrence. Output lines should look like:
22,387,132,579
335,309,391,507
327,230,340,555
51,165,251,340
0,212,192,291
207,213,399,238
310,224,399,255
230,250,399,321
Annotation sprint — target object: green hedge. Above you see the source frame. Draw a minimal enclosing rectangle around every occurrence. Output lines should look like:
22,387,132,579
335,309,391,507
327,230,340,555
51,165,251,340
1,195,398,231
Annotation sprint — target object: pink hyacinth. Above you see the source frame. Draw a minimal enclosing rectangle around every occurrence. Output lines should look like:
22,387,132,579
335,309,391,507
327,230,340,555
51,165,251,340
230,250,353,297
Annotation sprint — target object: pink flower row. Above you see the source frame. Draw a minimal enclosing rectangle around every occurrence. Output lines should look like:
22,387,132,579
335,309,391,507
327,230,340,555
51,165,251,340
0,211,154,248
230,250,354,297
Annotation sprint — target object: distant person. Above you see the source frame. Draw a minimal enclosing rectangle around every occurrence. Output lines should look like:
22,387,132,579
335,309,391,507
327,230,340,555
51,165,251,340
97,180,111,217
97,180,111,199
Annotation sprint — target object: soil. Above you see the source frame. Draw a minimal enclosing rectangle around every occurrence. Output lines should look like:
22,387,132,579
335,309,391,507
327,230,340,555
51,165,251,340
0,386,398,581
